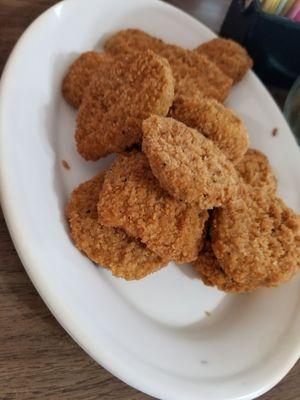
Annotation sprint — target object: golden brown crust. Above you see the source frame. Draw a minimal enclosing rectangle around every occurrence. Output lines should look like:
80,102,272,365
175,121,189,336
104,28,166,54
142,116,239,209
75,50,174,160
62,52,113,108
170,97,249,164
160,45,232,103
236,149,277,194
193,241,257,292
211,188,300,286
104,29,232,103
66,172,167,280
195,38,253,84
98,151,208,263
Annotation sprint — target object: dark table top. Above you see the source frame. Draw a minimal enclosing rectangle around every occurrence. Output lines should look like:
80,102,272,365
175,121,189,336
0,1,298,399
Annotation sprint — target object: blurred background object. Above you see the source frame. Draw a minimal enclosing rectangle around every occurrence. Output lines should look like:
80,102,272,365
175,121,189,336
220,0,300,89
260,0,300,20
284,76,300,144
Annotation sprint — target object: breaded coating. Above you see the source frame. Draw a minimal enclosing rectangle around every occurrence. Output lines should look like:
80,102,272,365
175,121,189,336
142,116,238,209
211,188,300,287
66,172,167,280
160,45,232,103
174,79,206,103
170,97,249,164
75,50,174,160
104,29,232,103
236,149,277,194
193,241,257,292
104,28,165,54
62,52,112,108
75,51,174,161
98,152,208,263
195,38,253,84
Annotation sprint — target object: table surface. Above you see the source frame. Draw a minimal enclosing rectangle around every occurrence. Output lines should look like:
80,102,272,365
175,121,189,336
0,1,299,399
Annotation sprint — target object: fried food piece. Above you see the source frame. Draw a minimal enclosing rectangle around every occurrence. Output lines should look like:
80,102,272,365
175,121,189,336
62,52,113,108
236,149,277,194
195,38,253,84
142,116,238,209
98,152,208,263
174,79,206,103
104,28,165,54
75,50,174,160
104,29,232,102
66,172,167,280
160,45,232,103
211,188,300,287
193,241,257,292
170,97,249,164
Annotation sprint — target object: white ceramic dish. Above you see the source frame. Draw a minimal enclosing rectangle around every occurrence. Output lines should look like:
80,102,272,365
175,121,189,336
0,1,300,399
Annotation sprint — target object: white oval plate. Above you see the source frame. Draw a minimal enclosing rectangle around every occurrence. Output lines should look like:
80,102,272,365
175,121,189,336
0,1,299,399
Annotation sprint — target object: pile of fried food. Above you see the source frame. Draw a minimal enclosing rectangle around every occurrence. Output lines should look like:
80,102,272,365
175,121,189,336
63,29,300,292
